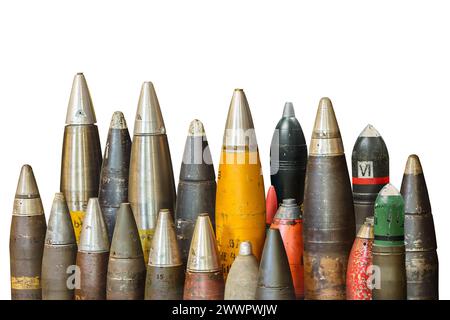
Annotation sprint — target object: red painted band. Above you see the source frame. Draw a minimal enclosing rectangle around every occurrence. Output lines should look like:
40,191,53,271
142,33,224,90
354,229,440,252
352,177,389,185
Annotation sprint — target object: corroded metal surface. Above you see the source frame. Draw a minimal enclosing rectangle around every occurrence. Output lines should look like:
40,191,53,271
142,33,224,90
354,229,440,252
10,165,46,300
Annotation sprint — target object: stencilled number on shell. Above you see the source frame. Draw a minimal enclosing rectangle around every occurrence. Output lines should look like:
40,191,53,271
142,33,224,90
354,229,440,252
358,161,373,178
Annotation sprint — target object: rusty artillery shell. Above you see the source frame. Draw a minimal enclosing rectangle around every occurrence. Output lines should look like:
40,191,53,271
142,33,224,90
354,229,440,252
106,203,146,300
271,198,304,299
75,198,109,300
42,193,77,300
216,89,266,278
60,73,102,244
184,214,224,300
10,165,46,300
256,228,295,300
98,112,132,242
401,155,438,300
146,209,184,299
346,217,374,300
129,82,176,264
352,125,389,233
175,119,216,265
266,185,278,228
372,184,406,300
270,102,307,206
224,241,258,300
303,98,355,300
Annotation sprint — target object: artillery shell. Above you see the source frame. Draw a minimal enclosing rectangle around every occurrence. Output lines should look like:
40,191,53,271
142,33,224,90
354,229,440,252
401,155,438,300
10,165,46,300
175,119,216,265
42,193,77,300
98,111,132,242
60,73,102,243
107,203,146,300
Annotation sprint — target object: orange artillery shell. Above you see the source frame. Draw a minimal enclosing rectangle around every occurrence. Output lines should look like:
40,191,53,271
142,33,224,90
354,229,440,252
271,199,304,299
216,89,266,278
346,217,374,300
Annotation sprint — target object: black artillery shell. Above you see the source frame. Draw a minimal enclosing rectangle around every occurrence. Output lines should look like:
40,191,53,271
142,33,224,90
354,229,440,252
270,102,307,206
98,111,132,241
401,155,438,300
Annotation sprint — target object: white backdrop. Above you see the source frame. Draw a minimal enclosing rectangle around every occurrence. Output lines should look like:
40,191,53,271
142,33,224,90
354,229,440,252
0,0,448,300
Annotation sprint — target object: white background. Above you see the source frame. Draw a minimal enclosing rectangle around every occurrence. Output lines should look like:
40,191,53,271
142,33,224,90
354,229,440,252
0,0,448,300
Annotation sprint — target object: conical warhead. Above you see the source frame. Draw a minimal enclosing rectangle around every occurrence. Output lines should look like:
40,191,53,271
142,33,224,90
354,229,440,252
78,198,109,253
133,82,166,135
282,102,295,117
15,164,40,198
379,183,401,197
110,203,143,258
359,124,381,138
45,193,76,245
223,89,257,148
149,209,182,266
258,228,293,287
109,111,128,129
13,164,44,216
187,213,220,272
188,119,206,137
238,241,253,256
401,154,431,215
65,73,96,125
404,154,423,175
357,216,374,239
310,97,344,156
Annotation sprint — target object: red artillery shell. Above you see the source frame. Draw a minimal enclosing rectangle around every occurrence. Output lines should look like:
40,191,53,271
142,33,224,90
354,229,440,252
75,252,109,300
346,223,374,300
183,271,224,300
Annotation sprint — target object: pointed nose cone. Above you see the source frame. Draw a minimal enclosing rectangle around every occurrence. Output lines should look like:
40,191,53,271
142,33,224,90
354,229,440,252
78,198,109,252
310,97,344,156
65,73,96,125
357,216,374,239
15,164,40,198
223,89,257,148
110,203,143,258
379,183,401,196
258,228,294,288
109,111,128,129
188,119,206,137
13,164,44,216
45,193,76,245
401,154,432,215
134,82,166,135
404,154,423,175
266,186,278,225
149,209,182,266
187,213,220,272
282,102,295,117
359,124,381,138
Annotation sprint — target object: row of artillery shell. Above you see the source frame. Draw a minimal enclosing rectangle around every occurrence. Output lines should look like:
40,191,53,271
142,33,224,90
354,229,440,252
10,72,438,300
